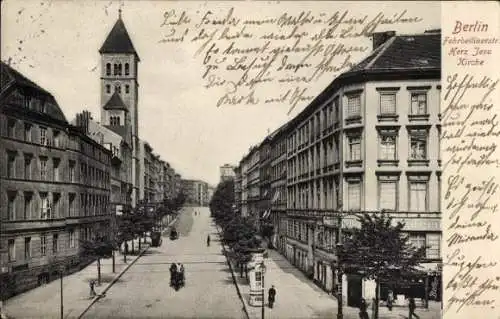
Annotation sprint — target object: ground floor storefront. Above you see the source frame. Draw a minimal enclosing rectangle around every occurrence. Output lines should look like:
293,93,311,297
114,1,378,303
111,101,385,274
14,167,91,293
276,235,442,308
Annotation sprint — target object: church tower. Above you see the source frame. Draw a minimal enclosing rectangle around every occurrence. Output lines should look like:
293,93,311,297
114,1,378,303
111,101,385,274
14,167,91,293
99,9,140,207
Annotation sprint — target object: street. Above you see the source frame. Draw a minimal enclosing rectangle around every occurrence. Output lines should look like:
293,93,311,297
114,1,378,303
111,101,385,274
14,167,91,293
82,206,246,319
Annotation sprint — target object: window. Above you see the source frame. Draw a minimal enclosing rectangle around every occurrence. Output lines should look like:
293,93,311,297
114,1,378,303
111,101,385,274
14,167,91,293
7,119,16,138
379,133,397,160
118,64,122,76
53,234,58,254
69,230,75,248
106,63,111,76
8,239,15,262
53,193,61,218
346,94,361,118
125,63,130,75
40,157,48,180
347,180,361,210
8,192,16,220
409,179,428,212
24,237,31,260
24,192,32,220
52,130,60,147
106,84,111,94
409,130,428,160
409,234,426,250
40,192,50,219
114,84,121,94
69,160,75,182
24,123,32,142
426,233,441,259
40,235,47,256
53,158,60,181
378,176,398,211
69,193,76,217
411,92,427,115
113,64,118,75
40,127,47,145
110,116,121,126
7,152,16,178
380,93,396,114
348,135,361,161
125,84,130,94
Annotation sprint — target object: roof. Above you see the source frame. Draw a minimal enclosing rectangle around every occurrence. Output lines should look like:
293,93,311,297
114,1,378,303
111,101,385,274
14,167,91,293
99,15,140,60
1,61,67,122
103,91,128,111
289,31,441,128
349,33,441,72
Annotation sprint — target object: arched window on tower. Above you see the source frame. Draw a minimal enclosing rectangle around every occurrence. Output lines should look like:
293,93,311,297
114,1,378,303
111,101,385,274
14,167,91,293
125,63,130,76
118,64,122,76
113,64,118,76
115,84,121,94
125,85,130,94
110,116,121,126
106,63,111,76
106,84,111,94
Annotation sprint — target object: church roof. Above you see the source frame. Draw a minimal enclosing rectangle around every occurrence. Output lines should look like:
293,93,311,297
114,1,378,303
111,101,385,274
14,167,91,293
99,15,140,60
103,91,128,111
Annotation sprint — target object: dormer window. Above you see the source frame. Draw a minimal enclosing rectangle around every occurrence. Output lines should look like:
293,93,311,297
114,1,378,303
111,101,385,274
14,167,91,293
125,85,130,94
106,63,111,76
106,84,111,94
125,63,130,76
114,84,121,94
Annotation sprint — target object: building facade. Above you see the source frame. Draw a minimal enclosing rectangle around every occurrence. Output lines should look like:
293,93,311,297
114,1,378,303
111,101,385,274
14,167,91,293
1,62,113,298
181,179,209,206
220,164,236,182
235,30,442,305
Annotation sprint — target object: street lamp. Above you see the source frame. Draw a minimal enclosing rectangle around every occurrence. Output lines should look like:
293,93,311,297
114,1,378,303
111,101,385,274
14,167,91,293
336,242,343,319
60,264,65,319
260,261,266,319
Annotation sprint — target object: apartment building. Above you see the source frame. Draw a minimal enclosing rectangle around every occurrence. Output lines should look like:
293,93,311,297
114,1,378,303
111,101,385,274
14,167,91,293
269,123,289,251
235,30,442,305
0,62,112,298
181,179,209,206
220,164,236,182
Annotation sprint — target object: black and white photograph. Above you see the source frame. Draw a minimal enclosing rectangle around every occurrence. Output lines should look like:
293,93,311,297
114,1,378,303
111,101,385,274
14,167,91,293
0,1,448,318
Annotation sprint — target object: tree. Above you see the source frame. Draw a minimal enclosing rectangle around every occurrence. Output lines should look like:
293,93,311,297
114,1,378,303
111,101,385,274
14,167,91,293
80,235,115,285
339,213,426,319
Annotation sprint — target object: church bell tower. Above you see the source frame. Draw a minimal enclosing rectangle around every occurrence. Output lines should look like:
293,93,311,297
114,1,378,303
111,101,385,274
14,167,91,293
99,9,141,207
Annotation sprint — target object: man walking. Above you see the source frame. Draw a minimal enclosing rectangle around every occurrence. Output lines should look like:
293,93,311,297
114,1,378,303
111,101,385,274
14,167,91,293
207,235,210,247
268,285,276,308
408,297,420,318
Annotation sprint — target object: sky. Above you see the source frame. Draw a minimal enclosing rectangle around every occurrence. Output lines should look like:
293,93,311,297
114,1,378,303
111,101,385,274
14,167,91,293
1,0,441,185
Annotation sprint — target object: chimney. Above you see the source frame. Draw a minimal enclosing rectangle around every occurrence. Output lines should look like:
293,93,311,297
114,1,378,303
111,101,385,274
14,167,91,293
371,31,396,50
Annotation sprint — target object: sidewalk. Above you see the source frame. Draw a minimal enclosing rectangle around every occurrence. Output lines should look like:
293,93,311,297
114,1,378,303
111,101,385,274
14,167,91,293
2,217,178,319
3,238,148,319
226,246,442,319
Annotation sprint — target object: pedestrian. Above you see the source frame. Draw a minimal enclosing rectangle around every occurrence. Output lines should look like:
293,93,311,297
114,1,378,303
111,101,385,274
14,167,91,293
387,289,394,311
124,241,129,255
207,235,210,247
358,298,369,319
268,285,276,308
89,280,96,298
408,297,420,318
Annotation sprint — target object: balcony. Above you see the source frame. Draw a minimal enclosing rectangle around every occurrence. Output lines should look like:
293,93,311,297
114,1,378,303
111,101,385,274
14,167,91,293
345,160,362,168
408,114,430,122
407,159,430,167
